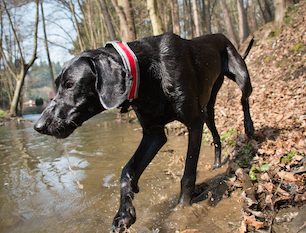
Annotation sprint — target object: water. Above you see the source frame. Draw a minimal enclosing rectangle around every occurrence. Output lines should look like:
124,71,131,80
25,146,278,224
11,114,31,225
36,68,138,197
0,112,242,233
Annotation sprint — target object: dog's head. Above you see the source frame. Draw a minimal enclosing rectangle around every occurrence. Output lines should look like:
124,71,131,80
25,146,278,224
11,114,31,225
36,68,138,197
34,51,131,138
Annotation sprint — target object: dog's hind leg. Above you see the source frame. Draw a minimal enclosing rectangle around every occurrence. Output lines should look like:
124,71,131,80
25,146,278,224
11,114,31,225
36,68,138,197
179,121,204,205
112,126,167,232
226,46,254,138
205,75,224,169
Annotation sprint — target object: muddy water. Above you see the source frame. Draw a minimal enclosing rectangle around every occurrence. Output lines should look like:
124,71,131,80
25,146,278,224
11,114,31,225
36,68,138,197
0,113,242,233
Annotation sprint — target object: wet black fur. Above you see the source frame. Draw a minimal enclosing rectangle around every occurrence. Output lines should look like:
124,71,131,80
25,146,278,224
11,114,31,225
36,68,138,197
34,33,254,232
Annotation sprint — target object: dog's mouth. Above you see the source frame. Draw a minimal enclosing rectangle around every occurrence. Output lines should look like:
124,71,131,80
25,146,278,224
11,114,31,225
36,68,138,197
34,116,81,139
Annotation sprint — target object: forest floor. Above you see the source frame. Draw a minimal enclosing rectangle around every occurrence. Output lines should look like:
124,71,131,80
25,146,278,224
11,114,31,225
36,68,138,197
1,2,304,232
166,1,305,232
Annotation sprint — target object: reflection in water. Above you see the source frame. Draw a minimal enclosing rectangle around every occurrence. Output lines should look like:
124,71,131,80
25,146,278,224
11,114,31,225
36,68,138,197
0,113,242,233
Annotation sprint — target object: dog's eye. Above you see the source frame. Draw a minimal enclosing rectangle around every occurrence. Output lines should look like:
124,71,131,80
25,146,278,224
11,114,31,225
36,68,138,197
64,80,74,89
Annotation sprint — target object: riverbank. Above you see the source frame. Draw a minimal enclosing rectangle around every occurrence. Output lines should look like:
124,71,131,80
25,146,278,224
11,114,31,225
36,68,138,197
163,2,305,232
0,109,10,126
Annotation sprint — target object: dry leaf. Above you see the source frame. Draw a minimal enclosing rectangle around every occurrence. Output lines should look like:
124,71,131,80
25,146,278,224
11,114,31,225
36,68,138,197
244,215,265,230
277,171,297,182
260,173,270,182
262,182,274,193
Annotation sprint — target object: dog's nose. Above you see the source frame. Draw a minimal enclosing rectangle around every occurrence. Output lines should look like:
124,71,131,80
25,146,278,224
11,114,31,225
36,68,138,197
34,120,47,133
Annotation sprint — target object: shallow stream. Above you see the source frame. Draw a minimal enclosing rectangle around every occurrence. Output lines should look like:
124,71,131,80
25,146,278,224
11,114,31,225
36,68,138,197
0,113,242,233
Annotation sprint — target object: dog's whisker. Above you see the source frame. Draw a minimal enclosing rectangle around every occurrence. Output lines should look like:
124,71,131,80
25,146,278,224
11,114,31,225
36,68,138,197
70,120,78,127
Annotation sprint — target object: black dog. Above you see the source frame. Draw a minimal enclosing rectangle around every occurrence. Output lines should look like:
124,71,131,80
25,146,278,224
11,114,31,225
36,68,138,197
34,33,254,232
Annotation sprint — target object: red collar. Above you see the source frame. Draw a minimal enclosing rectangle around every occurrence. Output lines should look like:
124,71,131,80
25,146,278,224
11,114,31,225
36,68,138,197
105,41,140,100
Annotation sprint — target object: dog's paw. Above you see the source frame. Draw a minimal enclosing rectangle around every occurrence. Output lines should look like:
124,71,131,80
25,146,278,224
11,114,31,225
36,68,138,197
212,162,221,169
112,204,136,233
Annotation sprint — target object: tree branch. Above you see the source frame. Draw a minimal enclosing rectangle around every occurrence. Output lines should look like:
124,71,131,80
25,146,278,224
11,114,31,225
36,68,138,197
2,0,25,65
0,46,16,77
25,0,39,72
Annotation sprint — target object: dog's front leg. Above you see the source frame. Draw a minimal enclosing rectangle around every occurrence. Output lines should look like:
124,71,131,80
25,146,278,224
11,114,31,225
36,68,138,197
112,126,167,232
179,122,204,205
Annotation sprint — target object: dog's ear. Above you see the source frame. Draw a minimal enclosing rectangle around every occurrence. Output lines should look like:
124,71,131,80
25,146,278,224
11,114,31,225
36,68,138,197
94,56,131,109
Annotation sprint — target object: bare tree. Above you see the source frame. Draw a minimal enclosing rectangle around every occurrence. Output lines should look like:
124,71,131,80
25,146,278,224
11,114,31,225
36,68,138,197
0,0,39,116
68,0,84,51
147,0,164,35
237,0,250,43
111,0,136,41
99,0,116,40
248,0,257,32
40,0,56,92
203,0,212,34
170,0,180,35
274,0,295,25
183,0,193,38
257,0,273,23
191,0,202,36
220,0,238,47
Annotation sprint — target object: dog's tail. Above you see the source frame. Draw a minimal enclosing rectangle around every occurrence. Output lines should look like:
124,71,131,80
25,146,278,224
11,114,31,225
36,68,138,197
242,37,254,60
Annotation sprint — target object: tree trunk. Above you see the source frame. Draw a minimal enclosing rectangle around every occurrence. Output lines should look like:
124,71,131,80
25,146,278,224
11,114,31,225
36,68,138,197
9,75,23,116
121,0,136,40
69,0,84,51
159,0,172,32
203,0,212,34
183,0,193,39
99,0,117,40
274,0,294,24
2,0,39,116
257,0,273,23
237,0,249,43
147,0,164,35
170,0,180,35
111,0,136,41
40,0,56,93
191,0,202,36
220,0,238,48
248,0,257,32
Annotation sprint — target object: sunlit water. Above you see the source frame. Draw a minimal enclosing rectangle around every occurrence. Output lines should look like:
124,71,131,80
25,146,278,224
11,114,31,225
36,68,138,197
0,113,242,233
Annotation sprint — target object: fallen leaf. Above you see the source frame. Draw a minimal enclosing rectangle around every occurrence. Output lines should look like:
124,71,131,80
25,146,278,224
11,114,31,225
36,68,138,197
260,173,270,182
277,171,297,182
239,219,247,233
262,182,274,193
244,215,265,230
276,187,290,197
265,194,273,206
